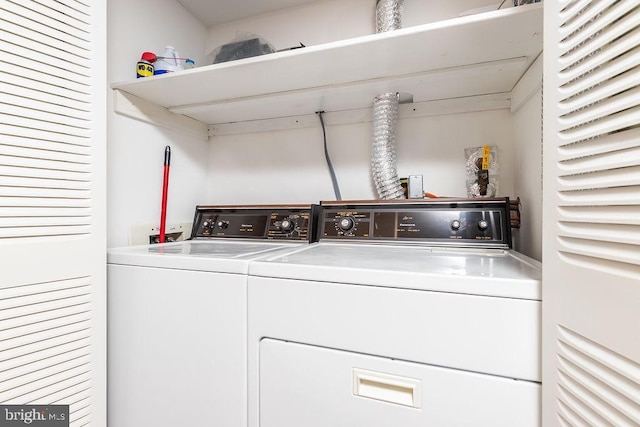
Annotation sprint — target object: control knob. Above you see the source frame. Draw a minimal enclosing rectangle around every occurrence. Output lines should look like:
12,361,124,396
478,220,489,231
450,219,461,231
217,220,229,229
337,216,355,232
280,218,295,233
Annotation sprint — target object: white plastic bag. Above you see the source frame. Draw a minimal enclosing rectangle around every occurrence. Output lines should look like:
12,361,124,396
465,145,500,197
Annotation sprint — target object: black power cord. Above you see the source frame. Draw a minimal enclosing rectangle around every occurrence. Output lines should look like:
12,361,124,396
316,111,342,200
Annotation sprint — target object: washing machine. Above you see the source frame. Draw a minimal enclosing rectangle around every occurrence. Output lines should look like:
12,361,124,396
107,204,317,427
247,198,542,427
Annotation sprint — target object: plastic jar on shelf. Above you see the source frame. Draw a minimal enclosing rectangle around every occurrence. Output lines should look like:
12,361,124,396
154,46,184,75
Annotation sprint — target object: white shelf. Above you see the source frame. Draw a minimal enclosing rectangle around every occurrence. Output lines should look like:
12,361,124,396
111,4,542,135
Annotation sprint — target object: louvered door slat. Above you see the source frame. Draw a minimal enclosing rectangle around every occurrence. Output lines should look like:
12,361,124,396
557,327,640,425
4,52,92,88
560,165,640,191
0,135,91,154
1,93,91,126
558,205,640,225
0,281,90,306
0,154,91,174
0,336,91,377
559,0,638,60
0,31,91,78
0,217,91,229
0,311,91,343
0,3,91,55
10,370,92,405
1,126,90,147
0,157,92,235
558,343,640,408
1,295,91,324
560,83,640,125
0,74,91,108
2,117,92,143
68,402,92,427
5,0,91,32
559,145,640,174
559,125,640,157
559,222,640,246
557,383,613,426
3,0,91,30
0,207,91,218
0,348,91,387
0,82,90,113
0,0,105,424
557,399,591,426
560,32,640,94
0,144,90,164
0,62,90,100
0,197,90,208
543,0,640,424
559,110,640,144
0,32,89,69
2,356,92,396
560,49,640,112
0,187,91,199
0,226,92,239
0,173,91,190
558,184,640,205
59,0,90,11
1,176,91,191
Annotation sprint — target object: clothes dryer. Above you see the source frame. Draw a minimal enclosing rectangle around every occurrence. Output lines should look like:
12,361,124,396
247,198,542,427
107,204,317,427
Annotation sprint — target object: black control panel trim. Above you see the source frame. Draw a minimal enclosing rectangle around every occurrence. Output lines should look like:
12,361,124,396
190,204,319,242
318,198,512,248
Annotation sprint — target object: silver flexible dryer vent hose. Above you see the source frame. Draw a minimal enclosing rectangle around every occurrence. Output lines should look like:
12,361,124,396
372,93,404,199
376,0,404,33
372,0,404,200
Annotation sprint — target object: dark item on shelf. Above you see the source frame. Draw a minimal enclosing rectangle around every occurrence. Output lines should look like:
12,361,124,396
213,37,275,64
277,42,306,52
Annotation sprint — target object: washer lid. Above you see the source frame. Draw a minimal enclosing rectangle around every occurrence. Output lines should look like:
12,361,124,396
107,240,305,274
249,242,542,300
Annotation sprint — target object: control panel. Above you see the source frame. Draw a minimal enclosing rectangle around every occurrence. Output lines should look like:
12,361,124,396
191,205,318,242
319,198,512,248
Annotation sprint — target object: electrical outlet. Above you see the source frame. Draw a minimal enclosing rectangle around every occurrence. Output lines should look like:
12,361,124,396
129,222,192,246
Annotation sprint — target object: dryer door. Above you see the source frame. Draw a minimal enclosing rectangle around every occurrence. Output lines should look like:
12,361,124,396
259,339,540,427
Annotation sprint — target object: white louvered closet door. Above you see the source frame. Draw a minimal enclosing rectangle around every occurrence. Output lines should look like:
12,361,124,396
543,0,640,426
0,0,106,426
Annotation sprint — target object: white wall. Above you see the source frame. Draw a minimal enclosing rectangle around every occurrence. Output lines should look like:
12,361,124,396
206,109,516,203
107,0,209,247
512,89,543,260
107,0,542,260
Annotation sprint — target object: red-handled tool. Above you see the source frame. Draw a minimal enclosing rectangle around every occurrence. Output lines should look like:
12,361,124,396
159,146,171,243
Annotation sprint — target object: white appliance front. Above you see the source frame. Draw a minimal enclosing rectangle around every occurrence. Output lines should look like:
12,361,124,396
247,200,542,426
248,244,542,426
108,240,306,427
107,204,317,427
260,339,540,426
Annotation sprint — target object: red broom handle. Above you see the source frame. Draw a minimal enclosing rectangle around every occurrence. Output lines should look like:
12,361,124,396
159,146,171,243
